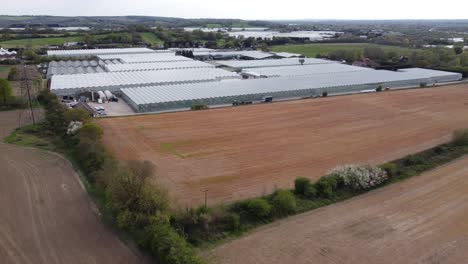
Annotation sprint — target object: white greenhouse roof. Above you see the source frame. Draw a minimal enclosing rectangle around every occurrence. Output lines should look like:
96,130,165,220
104,60,215,72
194,50,276,60
47,48,155,57
273,52,302,58
50,68,240,92
216,58,338,69
122,68,462,107
243,63,373,77
97,53,193,63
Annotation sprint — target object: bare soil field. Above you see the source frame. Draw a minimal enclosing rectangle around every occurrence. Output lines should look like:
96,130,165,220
97,84,468,207
205,155,468,264
0,110,145,264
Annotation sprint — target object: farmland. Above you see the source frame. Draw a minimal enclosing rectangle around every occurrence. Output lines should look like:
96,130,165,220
97,83,468,207
271,43,417,58
0,110,146,264
205,154,468,263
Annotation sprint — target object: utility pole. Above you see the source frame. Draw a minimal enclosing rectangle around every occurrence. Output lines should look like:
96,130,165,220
21,62,35,125
204,189,208,207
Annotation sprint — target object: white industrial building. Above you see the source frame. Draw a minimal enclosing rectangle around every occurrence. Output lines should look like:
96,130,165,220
47,48,155,57
50,68,240,95
121,68,462,113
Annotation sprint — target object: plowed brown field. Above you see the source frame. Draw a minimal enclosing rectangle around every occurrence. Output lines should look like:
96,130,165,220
97,84,468,207
0,111,146,264
205,155,468,264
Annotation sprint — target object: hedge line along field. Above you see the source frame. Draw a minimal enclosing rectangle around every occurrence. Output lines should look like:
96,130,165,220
97,84,468,207
205,154,468,264
0,110,146,264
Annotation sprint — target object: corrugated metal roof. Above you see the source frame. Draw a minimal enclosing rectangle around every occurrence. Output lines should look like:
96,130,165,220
104,60,215,72
97,53,193,63
50,68,240,92
47,48,155,57
243,63,372,77
216,58,338,69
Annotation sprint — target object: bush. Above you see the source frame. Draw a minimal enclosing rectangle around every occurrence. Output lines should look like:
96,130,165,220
328,165,388,190
304,184,317,198
7,67,19,81
379,162,397,177
224,212,240,231
315,176,338,198
420,82,427,88
322,91,328,97
376,85,383,92
191,104,209,111
270,190,296,216
143,224,205,264
64,108,91,124
453,129,468,146
294,177,311,195
245,198,272,218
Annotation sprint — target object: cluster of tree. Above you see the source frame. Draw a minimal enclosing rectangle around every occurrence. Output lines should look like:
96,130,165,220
36,89,204,264
0,78,23,110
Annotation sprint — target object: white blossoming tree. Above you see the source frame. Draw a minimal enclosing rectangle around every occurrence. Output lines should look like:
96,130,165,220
67,121,83,135
328,164,388,190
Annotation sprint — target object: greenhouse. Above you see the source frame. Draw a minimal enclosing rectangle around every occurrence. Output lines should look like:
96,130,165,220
242,63,373,77
216,58,337,70
50,68,240,95
121,68,462,113
97,53,192,63
104,60,215,72
47,48,155,57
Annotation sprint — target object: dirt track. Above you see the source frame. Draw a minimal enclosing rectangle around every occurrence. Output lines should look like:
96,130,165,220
97,84,468,207
205,155,468,264
0,110,145,264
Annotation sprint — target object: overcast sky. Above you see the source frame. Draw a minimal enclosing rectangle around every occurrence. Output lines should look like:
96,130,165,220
3,0,468,20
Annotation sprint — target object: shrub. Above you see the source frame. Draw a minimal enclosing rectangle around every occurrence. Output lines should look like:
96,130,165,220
191,104,209,111
304,184,317,198
294,177,311,195
315,176,338,198
245,198,272,218
224,212,240,231
7,67,19,81
328,164,388,190
77,123,103,141
322,91,328,97
270,190,296,216
64,108,91,124
143,224,205,264
376,85,383,92
453,129,468,146
420,82,427,88
379,163,397,177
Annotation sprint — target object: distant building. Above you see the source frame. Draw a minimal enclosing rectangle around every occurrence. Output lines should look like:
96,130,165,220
0,48,17,60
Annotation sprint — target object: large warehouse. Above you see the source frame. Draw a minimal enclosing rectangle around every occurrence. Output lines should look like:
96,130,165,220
121,68,462,113
50,68,240,95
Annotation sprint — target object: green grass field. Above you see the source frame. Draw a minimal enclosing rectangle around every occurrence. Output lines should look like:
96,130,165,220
0,65,13,79
272,43,417,58
140,32,163,46
0,36,83,48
